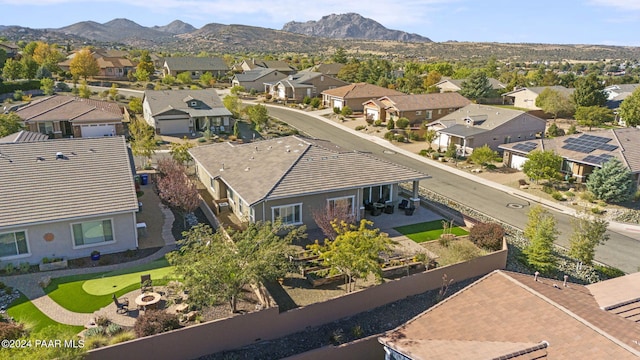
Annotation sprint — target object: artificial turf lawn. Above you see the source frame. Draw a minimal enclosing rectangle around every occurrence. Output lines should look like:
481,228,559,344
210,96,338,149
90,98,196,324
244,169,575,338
7,293,84,334
44,257,174,313
394,220,469,243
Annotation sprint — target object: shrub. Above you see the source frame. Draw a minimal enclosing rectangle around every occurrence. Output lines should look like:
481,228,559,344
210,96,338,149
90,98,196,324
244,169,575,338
333,107,340,114
396,117,410,129
134,310,181,337
580,191,596,203
438,235,452,247
109,331,136,345
551,192,565,201
84,326,105,338
439,241,482,265
265,94,272,100
302,96,311,105
355,125,365,131
374,119,383,126
408,131,423,141
564,191,576,198
591,206,603,215
340,105,352,116
309,98,321,109
4,263,14,275
431,152,440,160
95,315,111,327
384,131,395,141
594,264,625,279
386,119,395,130
18,262,30,273
469,222,504,251
106,323,123,336
419,149,429,156
542,185,554,194
0,322,26,340
394,134,406,142
84,335,109,349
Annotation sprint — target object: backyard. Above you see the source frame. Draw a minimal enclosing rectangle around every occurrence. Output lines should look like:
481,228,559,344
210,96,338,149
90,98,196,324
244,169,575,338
394,220,469,243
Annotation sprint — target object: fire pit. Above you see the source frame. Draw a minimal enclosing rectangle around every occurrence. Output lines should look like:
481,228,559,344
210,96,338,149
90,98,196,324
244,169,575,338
135,292,162,310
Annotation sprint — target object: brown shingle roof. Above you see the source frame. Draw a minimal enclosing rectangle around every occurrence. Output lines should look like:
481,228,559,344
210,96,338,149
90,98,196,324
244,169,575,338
15,95,123,124
0,137,138,228
321,83,403,99
378,93,471,112
189,136,428,205
379,270,640,359
0,131,49,143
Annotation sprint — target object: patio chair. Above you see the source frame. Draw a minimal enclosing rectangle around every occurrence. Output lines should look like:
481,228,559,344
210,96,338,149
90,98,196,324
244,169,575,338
384,204,394,214
398,199,409,210
112,294,129,314
404,206,416,216
141,274,153,293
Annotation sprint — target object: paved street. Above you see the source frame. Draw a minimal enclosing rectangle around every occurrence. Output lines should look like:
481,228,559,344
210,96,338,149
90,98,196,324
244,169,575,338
264,106,640,274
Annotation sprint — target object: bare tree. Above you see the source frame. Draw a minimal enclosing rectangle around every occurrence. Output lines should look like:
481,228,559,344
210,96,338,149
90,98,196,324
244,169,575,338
312,199,356,240
157,158,200,228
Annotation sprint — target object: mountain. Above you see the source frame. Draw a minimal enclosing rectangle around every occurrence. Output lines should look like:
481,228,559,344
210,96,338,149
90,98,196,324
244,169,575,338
153,20,196,35
57,18,172,42
282,13,431,43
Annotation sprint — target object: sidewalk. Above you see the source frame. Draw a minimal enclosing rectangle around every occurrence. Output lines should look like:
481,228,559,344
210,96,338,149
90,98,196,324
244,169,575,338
0,197,177,327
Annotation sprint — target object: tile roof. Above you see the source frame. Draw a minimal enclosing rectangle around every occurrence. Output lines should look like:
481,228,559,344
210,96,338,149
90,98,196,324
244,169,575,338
499,128,640,173
189,136,428,205
96,56,135,68
321,82,403,99
437,77,506,91
0,131,49,143
379,270,640,359
303,63,345,75
234,68,280,82
0,137,138,228
164,57,229,72
143,89,230,118
378,93,471,112
15,95,123,124
502,85,574,97
428,104,542,132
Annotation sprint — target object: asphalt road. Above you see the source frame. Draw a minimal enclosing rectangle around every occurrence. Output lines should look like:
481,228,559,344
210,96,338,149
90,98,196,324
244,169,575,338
265,106,640,274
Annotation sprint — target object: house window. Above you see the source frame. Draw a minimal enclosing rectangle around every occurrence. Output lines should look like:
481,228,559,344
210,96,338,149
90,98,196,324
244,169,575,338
72,219,114,247
227,188,235,204
416,111,422,116
426,110,433,119
438,109,442,114
272,203,302,225
209,177,216,192
327,196,355,215
0,230,29,259
38,121,54,135
363,185,392,203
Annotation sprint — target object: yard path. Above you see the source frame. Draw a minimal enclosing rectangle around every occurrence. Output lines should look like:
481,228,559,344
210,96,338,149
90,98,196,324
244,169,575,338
0,201,176,327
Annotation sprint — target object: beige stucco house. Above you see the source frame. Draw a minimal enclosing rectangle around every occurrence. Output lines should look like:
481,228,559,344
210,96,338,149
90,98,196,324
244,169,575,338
0,137,139,265
163,57,229,79
231,68,288,93
269,72,348,103
322,83,404,112
501,85,574,110
362,93,471,126
189,136,428,229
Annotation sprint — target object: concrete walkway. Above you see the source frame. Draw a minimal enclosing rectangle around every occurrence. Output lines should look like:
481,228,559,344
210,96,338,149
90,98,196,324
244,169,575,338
0,198,177,327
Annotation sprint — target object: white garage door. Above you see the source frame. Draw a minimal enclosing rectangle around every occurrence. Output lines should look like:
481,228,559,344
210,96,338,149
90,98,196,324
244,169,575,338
333,99,343,109
159,120,189,134
366,108,379,120
81,124,115,137
510,154,528,170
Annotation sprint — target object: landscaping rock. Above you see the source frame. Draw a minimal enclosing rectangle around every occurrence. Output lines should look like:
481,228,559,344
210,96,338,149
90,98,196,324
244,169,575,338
38,276,51,288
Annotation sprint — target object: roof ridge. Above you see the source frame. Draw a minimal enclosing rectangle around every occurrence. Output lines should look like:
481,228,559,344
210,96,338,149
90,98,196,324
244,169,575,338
498,271,640,357
255,137,311,204
69,106,97,121
611,128,632,170
23,96,74,121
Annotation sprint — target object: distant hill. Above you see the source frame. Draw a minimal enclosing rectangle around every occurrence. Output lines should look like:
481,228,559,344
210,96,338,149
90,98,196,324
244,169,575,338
57,18,172,42
282,13,431,42
153,20,196,35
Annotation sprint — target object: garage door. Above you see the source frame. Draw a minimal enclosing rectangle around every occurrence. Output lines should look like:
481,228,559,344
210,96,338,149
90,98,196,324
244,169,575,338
366,108,379,120
510,154,528,170
333,99,343,109
81,124,115,137
158,120,189,134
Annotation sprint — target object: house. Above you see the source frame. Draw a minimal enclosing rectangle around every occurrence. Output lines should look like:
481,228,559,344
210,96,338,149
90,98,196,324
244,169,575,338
58,49,135,80
362,93,471,125
501,85,574,110
231,68,288,93
142,89,233,135
236,59,297,75
14,95,125,138
269,72,349,103
425,104,547,154
380,270,640,359
604,84,640,125
0,137,139,264
0,130,49,143
301,63,345,77
189,136,428,228
499,128,640,183
163,57,229,79
435,77,506,93
322,83,404,112
0,42,20,59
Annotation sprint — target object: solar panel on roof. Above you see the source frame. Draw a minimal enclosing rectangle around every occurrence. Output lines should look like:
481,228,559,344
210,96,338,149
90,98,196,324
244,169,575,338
512,142,537,152
597,144,618,151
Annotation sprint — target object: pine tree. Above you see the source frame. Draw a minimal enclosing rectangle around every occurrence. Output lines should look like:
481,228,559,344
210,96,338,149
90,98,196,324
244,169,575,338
523,206,558,274
586,158,636,203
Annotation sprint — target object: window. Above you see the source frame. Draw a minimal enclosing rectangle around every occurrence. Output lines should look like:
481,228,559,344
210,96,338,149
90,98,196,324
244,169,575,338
72,220,114,247
327,196,355,214
363,185,392,203
0,231,28,258
438,109,442,114
227,188,235,204
416,111,422,116
426,110,433,119
272,204,302,225
38,121,54,134
209,177,216,192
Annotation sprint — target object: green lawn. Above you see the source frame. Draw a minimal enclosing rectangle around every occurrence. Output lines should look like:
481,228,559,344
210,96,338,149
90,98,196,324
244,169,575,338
7,293,84,334
45,257,175,313
395,220,469,243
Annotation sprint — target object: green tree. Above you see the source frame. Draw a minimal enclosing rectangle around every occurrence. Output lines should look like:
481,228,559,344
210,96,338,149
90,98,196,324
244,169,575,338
2,58,23,80
0,113,24,137
134,67,150,82
523,205,558,274
535,88,574,119
32,41,64,70
308,219,393,292
20,56,38,80
176,72,192,84
199,72,214,88
128,97,143,114
169,137,194,165
572,73,606,107
69,48,99,81
108,83,118,100
574,106,613,130
459,70,492,101
128,117,158,167
395,117,410,129
569,214,609,266
340,105,352,117
522,150,562,184
586,158,636,203
469,144,497,168
230,85,245,95
39,77,55,95
78,80,91,98
136,50,155,78
423,71,442,92
445,140,457,158
310,97,321,108
618,87,640,127
0,48,7,69
386,118,395,130
424,129,438,150
332,47,348,64
246,104,269,130
162,74,176,85
223,95,241,118
168,221,303,311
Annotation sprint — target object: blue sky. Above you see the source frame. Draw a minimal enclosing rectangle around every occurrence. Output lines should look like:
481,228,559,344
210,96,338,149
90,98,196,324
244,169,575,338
1,0,639,46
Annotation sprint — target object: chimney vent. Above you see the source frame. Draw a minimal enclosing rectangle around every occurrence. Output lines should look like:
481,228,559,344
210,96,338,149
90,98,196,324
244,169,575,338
56,152,64,159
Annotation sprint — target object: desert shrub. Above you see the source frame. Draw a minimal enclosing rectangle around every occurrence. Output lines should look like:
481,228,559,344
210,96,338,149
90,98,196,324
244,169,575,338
134,310,181,338
4,263,14,275
106,323,123,336
580,191,596,203
591,206,603,215
355,125,365,131
395,117,410,129
340,105,352,116
551,192,565,201
84,326,105,338
542,185,554,194
469,223,504,251
18,262,30,273
386,119,395,130
84,335,109,349
309,98,321,109
394,134,406,142
374,119,383,126
419,149,429,156
95,315,110,327
109,331,136,344
564,191,576,198
384,131,395,140
0,321,26,340
408,131,423,141
333,107,340,114
439,241,482,265
438,235,452,247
